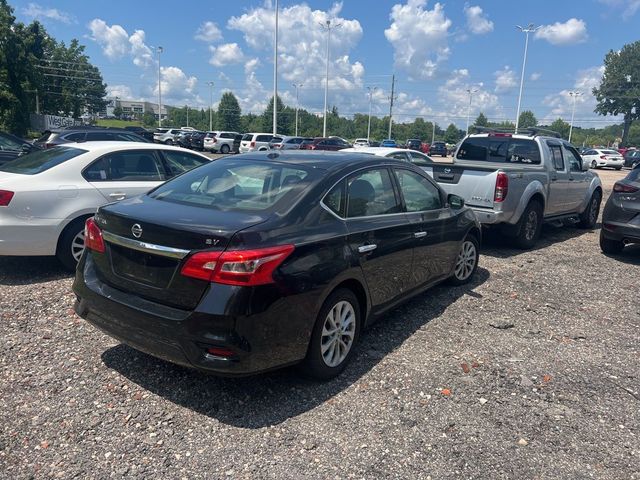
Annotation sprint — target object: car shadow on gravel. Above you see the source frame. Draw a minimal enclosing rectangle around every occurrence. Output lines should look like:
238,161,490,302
0,256,72,285
481,223,595,259
602,243,640,265
101,267,490,429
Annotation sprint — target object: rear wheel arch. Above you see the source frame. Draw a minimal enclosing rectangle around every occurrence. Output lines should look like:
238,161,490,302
56,214,93,270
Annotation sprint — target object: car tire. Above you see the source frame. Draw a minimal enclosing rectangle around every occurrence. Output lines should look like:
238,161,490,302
590,160,597,169
56,217,90,272
220,144,230,154
577,190,601,229
301,288,361,380
599,230,624,255
615,167,622,170
514,200,543,249
447,234,479,286
165,139,174,145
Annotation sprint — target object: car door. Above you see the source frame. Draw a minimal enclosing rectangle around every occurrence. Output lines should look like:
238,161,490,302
582,150,597,168
344,167,414,308
392,167,457,287
546,141,571,215
562,144,590,211
83,149,166,202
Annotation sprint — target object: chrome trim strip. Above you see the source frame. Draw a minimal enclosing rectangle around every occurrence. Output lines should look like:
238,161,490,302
102,231,190,259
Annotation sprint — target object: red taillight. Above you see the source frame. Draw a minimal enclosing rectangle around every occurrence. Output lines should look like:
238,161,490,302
489,133,512,137
0,190,14,206
180,245,294,286
84,217,105,253
494,172,509,202
613,182,639,193
206,347,235,358
250,141,256,148
600,155,607,159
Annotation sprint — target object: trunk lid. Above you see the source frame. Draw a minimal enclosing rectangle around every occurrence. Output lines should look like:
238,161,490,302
431,164,499,208
90,195,270,309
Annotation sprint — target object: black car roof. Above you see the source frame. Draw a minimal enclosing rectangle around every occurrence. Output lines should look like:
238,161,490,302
234,150,412,173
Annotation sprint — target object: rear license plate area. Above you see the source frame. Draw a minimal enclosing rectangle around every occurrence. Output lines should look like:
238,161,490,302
110,244,177,288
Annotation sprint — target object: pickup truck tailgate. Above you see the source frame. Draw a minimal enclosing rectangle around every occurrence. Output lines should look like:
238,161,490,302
431,164,498,209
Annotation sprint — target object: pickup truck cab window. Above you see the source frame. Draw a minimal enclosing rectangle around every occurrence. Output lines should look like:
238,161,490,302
563,145,583,172
457,136,541,165
548,143,565,170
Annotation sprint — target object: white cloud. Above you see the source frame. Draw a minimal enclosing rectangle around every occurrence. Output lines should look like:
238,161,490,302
129,30,153,68
152,66,198,102
530,72,542,81
464,4,493,35
437,68,501,125
106,84,134,99
88,19,130,60
534,18,588,46
195,21,223,42
494,66,517,93
598,0,640,19
384,0,452,80
209,43,244,67
21,3,74,24
228,2,365,113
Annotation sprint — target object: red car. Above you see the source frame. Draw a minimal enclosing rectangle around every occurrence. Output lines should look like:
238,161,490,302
420,142,430,154
299,137,351,151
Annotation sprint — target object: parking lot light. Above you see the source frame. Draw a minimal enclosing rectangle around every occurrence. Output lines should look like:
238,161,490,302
514,24,539,134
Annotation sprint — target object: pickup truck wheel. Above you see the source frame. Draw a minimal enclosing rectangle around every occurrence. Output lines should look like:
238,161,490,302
514,201,542,249
578,191,601,229
220,144,230,154
447,235,479,285
599,230,624,255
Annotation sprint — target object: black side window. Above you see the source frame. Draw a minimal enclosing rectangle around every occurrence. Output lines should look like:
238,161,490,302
549,144,564,170
65,132,86,142
86,132,112,141
84,150,165,181
346,168,401,218
564,145,583,172
409,151,433,166
323,180,346,216
394,168,442,212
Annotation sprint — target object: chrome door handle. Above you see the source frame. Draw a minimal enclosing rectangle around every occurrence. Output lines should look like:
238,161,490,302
358,244,377,254
109,192,126,200
414,231,427,238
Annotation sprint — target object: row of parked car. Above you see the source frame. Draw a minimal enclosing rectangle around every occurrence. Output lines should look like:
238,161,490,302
1,125,639,381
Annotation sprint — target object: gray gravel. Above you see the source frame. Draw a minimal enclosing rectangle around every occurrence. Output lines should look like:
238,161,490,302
1,169,638,479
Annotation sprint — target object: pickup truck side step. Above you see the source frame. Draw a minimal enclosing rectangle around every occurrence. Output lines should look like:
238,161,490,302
544,215,579,227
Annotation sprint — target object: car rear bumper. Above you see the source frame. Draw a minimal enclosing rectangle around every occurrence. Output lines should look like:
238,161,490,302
72,255,314,376
595,159,624,167
467,207,508,225
601,221,640,244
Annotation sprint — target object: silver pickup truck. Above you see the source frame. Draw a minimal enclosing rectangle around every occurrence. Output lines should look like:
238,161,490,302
425,130,603,249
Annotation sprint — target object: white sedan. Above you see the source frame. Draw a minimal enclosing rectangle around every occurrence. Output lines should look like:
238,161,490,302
581,148,624,170
341,146,435,166
0,142,210,269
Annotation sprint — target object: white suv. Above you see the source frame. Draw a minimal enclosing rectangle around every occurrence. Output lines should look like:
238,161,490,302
203,131,240,153
239,133,274,153
153,128,182,145
353,138,370,147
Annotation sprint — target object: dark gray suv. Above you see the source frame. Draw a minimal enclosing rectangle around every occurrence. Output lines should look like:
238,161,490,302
600,164,640,254
35,128,148,148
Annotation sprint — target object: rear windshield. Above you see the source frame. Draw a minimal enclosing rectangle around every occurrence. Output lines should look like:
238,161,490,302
148,159,315,212
0,146,86,174
242,134,253,141
36,131,54,143
602,150,619,155
456,136,541,164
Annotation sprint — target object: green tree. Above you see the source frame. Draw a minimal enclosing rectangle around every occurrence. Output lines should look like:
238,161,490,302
593,40,640,146
142,111,156,127
216,91,242,131
518,110,538,129
444,123,461,144
474,112,489,127
112,106,123,119
549,118,571,139
262,95,289,134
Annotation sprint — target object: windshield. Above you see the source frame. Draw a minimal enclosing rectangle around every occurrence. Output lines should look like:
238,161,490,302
148,159,316,212
242,134,253,141
457,137,541,164
0,146,86,174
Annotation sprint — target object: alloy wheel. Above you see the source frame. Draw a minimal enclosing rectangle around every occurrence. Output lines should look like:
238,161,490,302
454,240,477,281
71,230,85,263
524,211,538,241
591,160,597,169
589,196,599,225
320,301,356,368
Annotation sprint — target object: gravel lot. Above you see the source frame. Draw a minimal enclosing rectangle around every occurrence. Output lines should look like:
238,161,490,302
1,168,638,479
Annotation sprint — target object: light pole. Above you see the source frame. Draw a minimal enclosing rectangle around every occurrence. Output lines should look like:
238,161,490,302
465,88,478,135
292,83,302,136
320,19,341,137
514,24,539,133
206,81,214,131
568,91,582,143
156,46,163,127
185,105,189,128
366,86,377,142
272,0,279,135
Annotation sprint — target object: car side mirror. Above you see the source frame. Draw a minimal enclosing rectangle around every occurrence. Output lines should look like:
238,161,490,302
448,193,464,210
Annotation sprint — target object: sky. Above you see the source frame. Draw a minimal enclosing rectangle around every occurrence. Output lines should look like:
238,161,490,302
12,0,640,129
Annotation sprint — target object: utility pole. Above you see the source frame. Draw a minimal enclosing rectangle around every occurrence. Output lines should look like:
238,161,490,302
320,19,341,137
185,105,189,128
156,46,163,127
206,81,214,131
273,0,279,135
35,89,40,115
568,91,582,143
465,88,478,135
431,121,435,144
387,74,395,140
514,24,539,133
367,86,377,142
292,83,302,136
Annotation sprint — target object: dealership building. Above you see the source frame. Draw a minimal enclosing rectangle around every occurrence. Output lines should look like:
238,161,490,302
101,98,168,121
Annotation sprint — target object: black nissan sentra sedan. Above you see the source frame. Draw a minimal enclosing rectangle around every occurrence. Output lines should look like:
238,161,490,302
73,152,481,379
